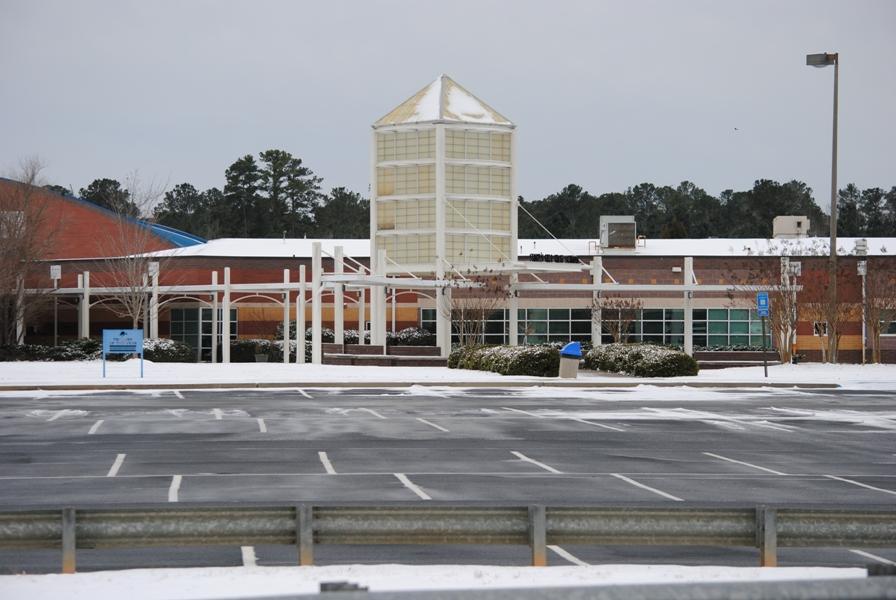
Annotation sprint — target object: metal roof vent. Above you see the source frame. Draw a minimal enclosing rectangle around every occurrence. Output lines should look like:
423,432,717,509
600,216,637,249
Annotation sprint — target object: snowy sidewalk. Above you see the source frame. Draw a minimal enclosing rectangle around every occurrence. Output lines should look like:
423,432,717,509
0,361,893,391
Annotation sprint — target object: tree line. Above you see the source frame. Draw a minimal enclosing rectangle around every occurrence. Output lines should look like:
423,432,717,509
47,151,895,240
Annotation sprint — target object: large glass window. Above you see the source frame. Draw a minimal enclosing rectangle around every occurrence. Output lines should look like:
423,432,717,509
169,307,237,361
376,199,435,231
445,130,511,161
377,234,436,264
446,233,510,263
446,199,511,232
376,129,435,162
376,164,435,196
446,165,511,197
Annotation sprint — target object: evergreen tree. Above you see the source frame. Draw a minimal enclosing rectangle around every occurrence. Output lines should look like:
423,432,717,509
79,178,141,217
860,187,887,237
837,184,863,236
257,149,322,237
312,187,369,238
223,155,261,237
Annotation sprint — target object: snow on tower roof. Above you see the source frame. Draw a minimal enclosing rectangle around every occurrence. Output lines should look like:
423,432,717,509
374,74,513,127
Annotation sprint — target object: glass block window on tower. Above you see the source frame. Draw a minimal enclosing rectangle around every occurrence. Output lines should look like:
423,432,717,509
446,130,511,161
447,199,511,232
377,234,436,265
377,199,435,231
376,130,435,162
376,164,435,196
446,165,510,197
446,234,510,263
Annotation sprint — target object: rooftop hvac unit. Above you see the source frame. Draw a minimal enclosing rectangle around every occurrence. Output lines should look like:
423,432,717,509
600,216,637,249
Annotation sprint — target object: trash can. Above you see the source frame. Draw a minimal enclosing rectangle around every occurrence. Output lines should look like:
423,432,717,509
558,342,582,379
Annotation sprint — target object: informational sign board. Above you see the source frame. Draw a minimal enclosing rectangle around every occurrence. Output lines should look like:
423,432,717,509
102,329,144,378
756,291,770,317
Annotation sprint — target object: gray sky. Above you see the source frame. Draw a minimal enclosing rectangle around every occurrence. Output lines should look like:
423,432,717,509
2,0,894,211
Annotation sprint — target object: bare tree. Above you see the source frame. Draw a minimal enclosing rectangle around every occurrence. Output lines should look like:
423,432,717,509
94,173,170,329
798,263,857,363
0,158,60,345
864,258,896,364
441,271,511,347
593,296,643,343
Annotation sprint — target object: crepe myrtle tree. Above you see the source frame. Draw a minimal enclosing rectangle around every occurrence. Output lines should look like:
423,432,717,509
440,271,512,347
862,257,896,364
592,296,643,343
0,158,61,345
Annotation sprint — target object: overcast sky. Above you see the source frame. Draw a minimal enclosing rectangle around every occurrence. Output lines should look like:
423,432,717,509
2,0,894,211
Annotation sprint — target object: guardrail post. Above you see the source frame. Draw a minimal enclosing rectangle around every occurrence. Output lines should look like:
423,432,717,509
297,504,314,566
62,507,76,573
756,506,777,567
529,505,547,567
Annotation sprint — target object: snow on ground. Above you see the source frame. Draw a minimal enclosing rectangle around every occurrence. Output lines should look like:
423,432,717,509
0,564,866,600
0,360,893,391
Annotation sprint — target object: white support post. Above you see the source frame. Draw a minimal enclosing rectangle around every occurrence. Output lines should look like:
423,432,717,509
373,249,387,349
77,274,84,338
390,288,396,334
508,272,519,346
435,124,450,358
684,257,694,356
334,246,344,346
222,267,231,363
14,275,25,344
357,289,365,344
211,271,218,363
283,268,290,364
591,258,602,347
437,285,451,358
150,267,159,339
311,242,322,364
298,265,306,363
81,271,90,339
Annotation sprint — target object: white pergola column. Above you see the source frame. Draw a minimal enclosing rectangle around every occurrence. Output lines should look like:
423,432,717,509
311,241,322,364
684,257,694,356
80,271,90,339
14,275,24,344
508,272,519,346
334,246,344,346
390,288,396,334
437,285,451,358
297,265,306,363
434,124,450,358
211,271,218,363
149,264,159,339
591,258,602,347
283,268,290,364
222,267,231,363
372,249,387,349
357,289,365,344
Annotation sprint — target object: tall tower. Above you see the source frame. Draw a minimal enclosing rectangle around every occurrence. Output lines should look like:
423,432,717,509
371,75,517,275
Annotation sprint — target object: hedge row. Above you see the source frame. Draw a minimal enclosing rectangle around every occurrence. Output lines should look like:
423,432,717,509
0,338,194,362
276,323,435,347
448,345,560,377
584,343,698,377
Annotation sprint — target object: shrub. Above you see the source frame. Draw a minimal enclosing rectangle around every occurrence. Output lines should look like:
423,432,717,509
448,344,559,377
392,327,436,346
143,338,195,362
584,343,698,377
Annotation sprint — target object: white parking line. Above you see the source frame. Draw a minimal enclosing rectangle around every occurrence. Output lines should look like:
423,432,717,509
88,420,104,435
849,549,896,565
503,407,625,432
360,408,386,419
106,453,126,478
297,389,312,399
703,452,788,476
257,418,267,433
213,408,223,420
824,474,896,497
46,410,66,422
549,545,589,566
173,390,184,400
395,473,431,500
168,475,182,502
241,545,258,567
417,418,449,432
318,451,336,474
511,451,562,474
611,473,683,502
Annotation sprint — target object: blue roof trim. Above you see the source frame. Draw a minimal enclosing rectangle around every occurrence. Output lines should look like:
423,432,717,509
0,178,207,248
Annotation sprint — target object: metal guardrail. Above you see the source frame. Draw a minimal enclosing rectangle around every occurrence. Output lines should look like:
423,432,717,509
0,503,893,573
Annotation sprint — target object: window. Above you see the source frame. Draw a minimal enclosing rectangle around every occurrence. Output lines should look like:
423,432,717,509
377,234,436,264
813,322,829,336
446,199,511,232
883,321,896,336
445,130,511,161
446,233,510,263
446,165,511,197
169,307,237,361
376,199,435,231
376,165,435,196
376,130,435,162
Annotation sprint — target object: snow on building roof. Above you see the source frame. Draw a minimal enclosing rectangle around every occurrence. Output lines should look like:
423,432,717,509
148,237,894,260
374,74,513,127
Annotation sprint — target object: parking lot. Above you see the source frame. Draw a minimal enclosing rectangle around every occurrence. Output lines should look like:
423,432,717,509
1,385,894,571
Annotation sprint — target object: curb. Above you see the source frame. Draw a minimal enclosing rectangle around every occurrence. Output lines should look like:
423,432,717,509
0,380,841,392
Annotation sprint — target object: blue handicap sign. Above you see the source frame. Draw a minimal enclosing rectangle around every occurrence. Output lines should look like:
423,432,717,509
756,292,770,317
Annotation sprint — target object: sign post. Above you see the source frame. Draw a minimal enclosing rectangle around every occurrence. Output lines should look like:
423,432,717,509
756,292,770,378
102,329,144,378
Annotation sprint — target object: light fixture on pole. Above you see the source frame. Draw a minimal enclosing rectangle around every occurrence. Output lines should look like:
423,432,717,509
806,51,839,360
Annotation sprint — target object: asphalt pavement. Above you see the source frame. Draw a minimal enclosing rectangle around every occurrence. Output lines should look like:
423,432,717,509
1,385,894,572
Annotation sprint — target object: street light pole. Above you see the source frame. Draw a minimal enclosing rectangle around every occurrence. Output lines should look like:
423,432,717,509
807,51,839,361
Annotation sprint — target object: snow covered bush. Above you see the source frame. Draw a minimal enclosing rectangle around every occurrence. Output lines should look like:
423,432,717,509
142,338,195,362
392,327,436,346
584,343,698,377
448,344,559,377
0,338,103,361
